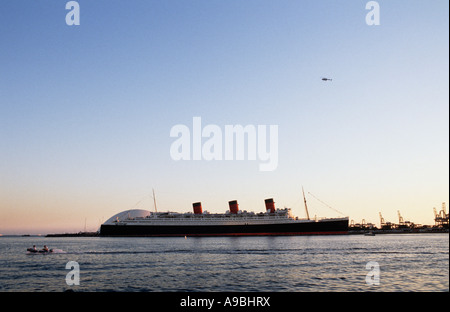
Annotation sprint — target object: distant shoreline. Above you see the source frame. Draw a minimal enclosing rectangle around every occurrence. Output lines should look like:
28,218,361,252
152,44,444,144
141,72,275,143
48,229,448,237
348,228,449,235
45,232,99,237
1,229,448,238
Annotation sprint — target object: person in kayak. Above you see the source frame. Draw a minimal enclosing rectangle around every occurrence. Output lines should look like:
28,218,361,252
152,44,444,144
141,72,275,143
42,245,49,252
31,245,37,252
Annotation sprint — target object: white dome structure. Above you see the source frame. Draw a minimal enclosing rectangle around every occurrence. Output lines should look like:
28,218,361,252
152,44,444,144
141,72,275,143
103,209,151,225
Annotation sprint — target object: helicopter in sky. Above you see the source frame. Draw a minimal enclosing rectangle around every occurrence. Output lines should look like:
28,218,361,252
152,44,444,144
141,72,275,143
321,77,332,81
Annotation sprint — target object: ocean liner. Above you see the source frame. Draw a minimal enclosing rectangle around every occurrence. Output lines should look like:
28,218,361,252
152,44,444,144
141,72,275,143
100,195,349,237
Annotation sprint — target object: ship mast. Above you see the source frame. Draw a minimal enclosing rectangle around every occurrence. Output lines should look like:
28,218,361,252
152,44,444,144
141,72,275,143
302,186,310,220
152,188,157,213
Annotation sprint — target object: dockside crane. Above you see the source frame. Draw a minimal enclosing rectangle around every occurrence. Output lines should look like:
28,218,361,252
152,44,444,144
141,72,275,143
379,212,393,230
398,210,404,226
434,203,449,228
397,210,413,228
379,212,385,228
433,207,439,226
441,203,448,220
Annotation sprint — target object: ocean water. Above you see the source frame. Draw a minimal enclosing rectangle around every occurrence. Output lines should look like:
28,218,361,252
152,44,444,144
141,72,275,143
0,234,448,292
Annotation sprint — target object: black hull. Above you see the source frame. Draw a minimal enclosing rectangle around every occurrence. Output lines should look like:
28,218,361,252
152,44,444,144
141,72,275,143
100,219,348,237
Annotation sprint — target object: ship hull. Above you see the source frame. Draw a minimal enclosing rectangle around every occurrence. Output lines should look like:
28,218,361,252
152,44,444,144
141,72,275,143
100,219,348,237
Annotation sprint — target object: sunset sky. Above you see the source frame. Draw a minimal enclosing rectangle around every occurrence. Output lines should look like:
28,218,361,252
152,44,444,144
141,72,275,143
1,0,448,234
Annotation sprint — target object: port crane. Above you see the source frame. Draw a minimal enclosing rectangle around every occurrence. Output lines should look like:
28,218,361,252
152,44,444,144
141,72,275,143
349,218,375,230
379,212,394,230
379,212,385,228
434,203,449,228
397,210,413,229
398,211,404,226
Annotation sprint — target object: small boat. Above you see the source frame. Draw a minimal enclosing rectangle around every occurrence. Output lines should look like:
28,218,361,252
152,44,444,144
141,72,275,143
364,231,375,236
27,248,54,254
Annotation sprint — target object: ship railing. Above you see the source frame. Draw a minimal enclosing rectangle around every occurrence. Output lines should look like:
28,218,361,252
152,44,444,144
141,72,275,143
122,215,295,223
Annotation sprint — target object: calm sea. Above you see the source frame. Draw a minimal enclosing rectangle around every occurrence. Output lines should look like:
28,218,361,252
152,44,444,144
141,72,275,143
0,234,448,292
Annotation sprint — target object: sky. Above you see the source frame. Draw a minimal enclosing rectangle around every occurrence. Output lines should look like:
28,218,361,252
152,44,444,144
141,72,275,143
0,0,448,234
